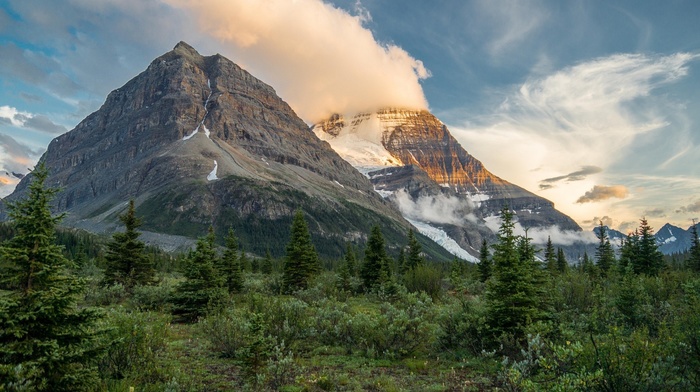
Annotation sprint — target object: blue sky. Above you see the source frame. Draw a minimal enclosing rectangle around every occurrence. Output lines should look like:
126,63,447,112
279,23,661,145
1,0,699,232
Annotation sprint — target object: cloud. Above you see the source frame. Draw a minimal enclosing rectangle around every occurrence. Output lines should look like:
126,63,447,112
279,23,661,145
540,165,602,189
619,221,637,233
450,52,698,223
576,185,629,204
0,134,42,197
643,208,666,218
0,105,67,134
485,212,595,245
166,0,430,122
392,189,476,226
677,200,700,214
581,215,614,228
473,0,549,59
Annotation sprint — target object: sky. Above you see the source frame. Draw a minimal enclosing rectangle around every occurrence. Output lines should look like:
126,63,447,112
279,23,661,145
0,0,699,233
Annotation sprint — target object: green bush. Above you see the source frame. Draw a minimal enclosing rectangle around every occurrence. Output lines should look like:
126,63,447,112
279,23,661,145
436,296,489,357
84,283,129,306
402,264,444,299
129,281,174,312
201,308,251,359
98,308,172,385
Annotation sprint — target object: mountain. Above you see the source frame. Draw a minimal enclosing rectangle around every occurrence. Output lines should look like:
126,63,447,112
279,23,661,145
593,225,626,247
314,109,582,258
656,223,692,255
3,42,454,260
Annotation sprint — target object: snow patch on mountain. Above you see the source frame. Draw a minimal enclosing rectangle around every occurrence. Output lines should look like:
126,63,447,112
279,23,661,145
207,160,218,181
406,218,478,262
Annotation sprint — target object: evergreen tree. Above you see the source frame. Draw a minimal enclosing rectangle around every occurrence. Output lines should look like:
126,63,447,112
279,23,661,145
634,218,664,276
478,238,492,282
336,257,353,293
485,207,540,341
544,236,556,273
397,247,407,275
689,222,700,273
172,227,226,322
405,228,423,271
282,210,320,293
0,163,104,390
261,249,273,275
344,243,357,276
595,222,616,276
251,257,260,273
580,251,594,275
219,228,243,294
618,231,639,273
102,199,154,288
360,225,390,290
239,246,251,272
557,247,568,273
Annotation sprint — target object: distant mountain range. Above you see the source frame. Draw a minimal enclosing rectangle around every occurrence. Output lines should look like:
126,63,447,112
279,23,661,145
594,223,699,255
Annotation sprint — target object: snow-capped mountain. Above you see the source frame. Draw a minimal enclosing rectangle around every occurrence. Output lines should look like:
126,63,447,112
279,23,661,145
314,109,583,258
656,223,692,255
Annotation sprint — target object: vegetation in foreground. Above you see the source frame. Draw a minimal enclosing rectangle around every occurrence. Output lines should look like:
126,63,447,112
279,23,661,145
1,167,700,391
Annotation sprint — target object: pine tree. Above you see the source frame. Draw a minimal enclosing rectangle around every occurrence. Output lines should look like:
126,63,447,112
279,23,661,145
595,222,615,276
618,231,639,273
239,246,251,272
344,243,357,276
580,251,594,275
405,228,423,271
544,236,556,273
485,207,539,341
251,257,260,273
689,221,700,273
172,227,226,322
397,247,407,275
557,247,568,273
478,238,492,282
0,163,104,390
219,228,243,294
261,249,273,275
360,225,391,290
102,199,154,288
634,218,664,276
282,210,320,293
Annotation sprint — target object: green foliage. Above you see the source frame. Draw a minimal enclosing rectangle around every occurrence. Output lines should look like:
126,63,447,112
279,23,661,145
261,249,274,275
402,263,443,299
218,228,243,294
405,228,423,271
478,238,492,282
689,223,700,273
485,207,543,346
556,247,568,273
544,236,556,273
102,199,155,289
171,228,227,322
98,308,171,385
595,222,616,276
0,163,104,391
361,225,391,290
282,210,320,293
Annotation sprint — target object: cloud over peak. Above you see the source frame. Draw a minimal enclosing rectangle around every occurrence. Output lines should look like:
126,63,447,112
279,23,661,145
167,0,430,122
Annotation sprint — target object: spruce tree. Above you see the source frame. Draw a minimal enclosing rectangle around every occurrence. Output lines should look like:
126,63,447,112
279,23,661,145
397,247,407,275
580,251,594,275
219,228,243,294
261,249,273,275
618,231,639,273
478,238,492,282
557,247,568,273
405,228,423,271
0,163,104,390
360,225,390,290
344,243,357,276
172,227,226,322
282,210,320,293
103,199,154,288
485,207,539,341
595,222,616,276
689,222,700,273
634,218,664,276
544,236,556,273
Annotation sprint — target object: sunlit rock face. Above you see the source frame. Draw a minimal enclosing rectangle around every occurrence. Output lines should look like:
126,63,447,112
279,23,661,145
315,108,582,257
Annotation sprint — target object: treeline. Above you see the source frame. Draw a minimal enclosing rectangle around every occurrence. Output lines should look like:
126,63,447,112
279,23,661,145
2,164,700,390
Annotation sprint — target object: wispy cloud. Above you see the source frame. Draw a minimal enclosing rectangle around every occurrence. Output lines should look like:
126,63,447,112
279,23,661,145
473,0,549,59
576,185,629,204
643,208,666,218
392,189,477,226
540,165,602,189
0,133,42,197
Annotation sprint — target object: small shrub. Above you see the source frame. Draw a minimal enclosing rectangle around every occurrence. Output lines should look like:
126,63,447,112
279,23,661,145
201,308,251,358
129,281,174,311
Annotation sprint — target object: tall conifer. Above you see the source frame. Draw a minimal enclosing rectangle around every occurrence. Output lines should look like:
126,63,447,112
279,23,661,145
360,225,390,289
595,222,616,276
0,163,104,390
478,238,492,282
282,210,320,293
103,199,154,288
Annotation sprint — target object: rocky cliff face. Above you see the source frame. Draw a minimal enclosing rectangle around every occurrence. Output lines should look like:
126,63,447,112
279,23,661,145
315,109,582,257
6,43,454,259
